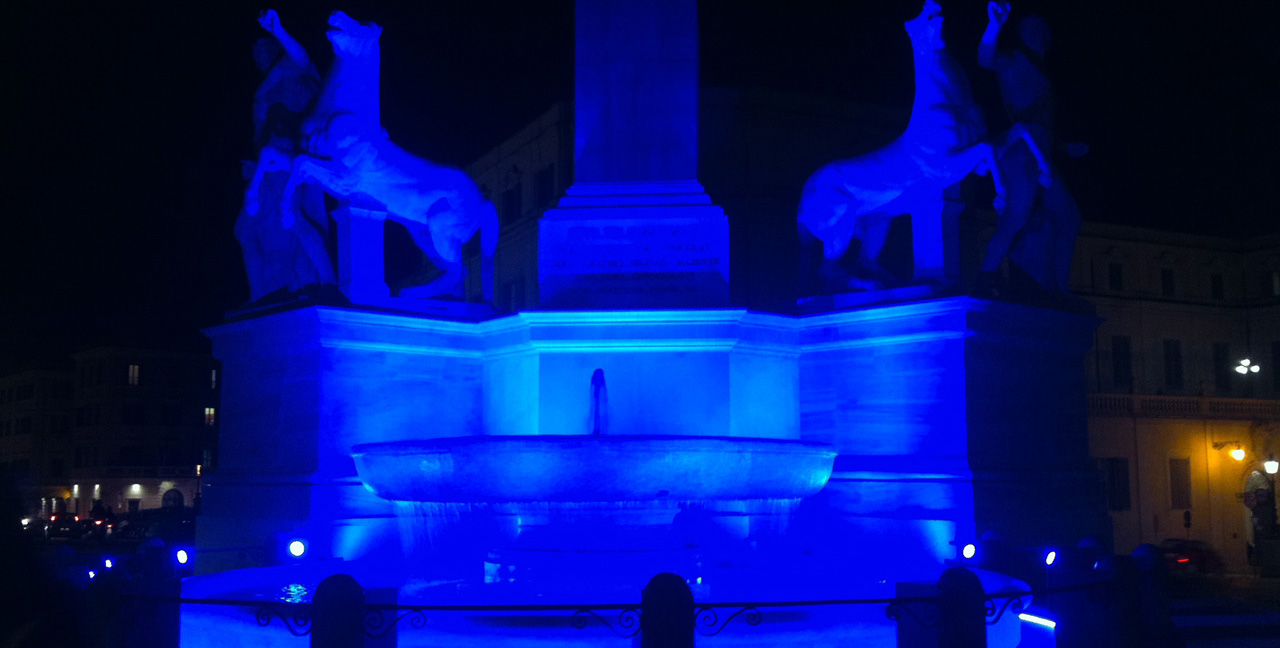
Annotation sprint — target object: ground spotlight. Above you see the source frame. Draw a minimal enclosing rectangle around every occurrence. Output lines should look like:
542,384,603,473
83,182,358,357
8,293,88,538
176,549,190,565
288,539,307,559
962,543,977,560
1044,550,1057,566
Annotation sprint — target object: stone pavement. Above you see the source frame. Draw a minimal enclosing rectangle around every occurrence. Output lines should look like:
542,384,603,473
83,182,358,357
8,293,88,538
1171,575,1280,647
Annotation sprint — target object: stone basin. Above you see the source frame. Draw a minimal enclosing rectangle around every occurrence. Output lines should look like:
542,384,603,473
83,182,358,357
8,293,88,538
351,435,836,503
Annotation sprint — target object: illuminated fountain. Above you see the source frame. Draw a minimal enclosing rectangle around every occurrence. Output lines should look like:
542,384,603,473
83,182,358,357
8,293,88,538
181,2,1109,646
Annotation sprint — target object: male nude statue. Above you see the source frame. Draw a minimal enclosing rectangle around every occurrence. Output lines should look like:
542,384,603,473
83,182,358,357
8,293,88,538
976,1,1082,297
236,9,334,302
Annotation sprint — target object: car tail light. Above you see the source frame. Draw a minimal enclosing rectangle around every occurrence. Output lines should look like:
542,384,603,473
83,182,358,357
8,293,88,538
1177,558,1190,563
94,520,103,526
51,515,58,522
74,516,80,522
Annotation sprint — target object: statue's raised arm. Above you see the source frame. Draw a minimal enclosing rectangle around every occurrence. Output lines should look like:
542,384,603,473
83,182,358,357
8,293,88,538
258,9,310,69
979,1,1012,69
237,9,333,304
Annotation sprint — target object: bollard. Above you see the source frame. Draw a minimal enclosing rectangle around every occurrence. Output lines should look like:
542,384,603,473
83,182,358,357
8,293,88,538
937,566,986,648
312,574,365,648
1132,544,1185,647
640,572,694,648
1104,555,1143,647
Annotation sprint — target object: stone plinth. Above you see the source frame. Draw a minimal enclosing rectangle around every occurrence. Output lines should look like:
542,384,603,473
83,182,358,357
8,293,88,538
538,182,728,308
197,298,1108,579
197,307,486,573
798,297,1111,574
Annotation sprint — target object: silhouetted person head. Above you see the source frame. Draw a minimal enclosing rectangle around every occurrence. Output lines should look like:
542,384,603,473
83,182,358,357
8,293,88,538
253,37,283,72
1019,15,1051,57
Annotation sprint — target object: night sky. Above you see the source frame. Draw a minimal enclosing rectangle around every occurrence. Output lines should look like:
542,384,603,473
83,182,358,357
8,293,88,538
3,1,1277,368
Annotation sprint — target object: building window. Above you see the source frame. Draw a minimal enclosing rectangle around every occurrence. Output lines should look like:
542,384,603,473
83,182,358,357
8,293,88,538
1213,343,1233,394
1108,263,1124,291
501,183,522,225
210,368,218,390
204,407,216,427
1160,269,1175,298
1211,273,1225,300
1097,458,1131,511
1169,457,1192,510
535,164,556,210
1162,340,1183,390
127,364,140,386
1112,336,1133,390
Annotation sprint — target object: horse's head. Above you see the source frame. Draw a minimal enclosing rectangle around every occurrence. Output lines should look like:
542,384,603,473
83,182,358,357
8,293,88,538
327,11,382,60
904,0,945,51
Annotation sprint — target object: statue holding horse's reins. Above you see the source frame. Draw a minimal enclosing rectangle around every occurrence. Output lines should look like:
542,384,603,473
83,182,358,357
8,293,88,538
798,0,1048,294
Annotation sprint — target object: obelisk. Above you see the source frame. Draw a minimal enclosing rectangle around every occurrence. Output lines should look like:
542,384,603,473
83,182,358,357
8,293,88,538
538,0,729,309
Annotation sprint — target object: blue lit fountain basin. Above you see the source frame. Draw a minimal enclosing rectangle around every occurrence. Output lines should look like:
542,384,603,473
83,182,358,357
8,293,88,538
351,435,836,503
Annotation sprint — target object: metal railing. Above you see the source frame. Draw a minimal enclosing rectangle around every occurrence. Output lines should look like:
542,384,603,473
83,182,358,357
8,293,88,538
159,576,1109,646
1087,393,1280,420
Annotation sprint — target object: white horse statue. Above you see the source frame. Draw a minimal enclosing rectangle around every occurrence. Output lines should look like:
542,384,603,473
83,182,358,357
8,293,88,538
798,1,1044,292
281,11,498,301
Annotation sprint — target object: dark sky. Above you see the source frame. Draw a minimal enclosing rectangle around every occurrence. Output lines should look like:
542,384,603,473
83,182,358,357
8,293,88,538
2,1,1277,366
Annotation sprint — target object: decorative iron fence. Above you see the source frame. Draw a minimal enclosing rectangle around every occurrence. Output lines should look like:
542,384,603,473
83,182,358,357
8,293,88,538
161,572,1113,646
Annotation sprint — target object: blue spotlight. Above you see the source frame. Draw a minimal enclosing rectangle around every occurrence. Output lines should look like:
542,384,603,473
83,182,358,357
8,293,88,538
103,557,113,570
287,539,307,559
176,549,190,565
88,570,96,580
962,543,977,560
1044,550,1057,566
1018,613,1057,629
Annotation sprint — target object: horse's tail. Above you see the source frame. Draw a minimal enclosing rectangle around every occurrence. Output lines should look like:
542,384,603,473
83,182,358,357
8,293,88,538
479,198,499,304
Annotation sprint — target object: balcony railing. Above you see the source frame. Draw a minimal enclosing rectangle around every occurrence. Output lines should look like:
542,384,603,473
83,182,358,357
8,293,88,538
1087,393,1280,419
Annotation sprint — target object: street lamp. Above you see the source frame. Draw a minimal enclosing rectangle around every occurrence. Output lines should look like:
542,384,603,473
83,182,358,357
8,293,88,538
1236,359,1262,375
1212,440,1246,461
1267,456,1279,476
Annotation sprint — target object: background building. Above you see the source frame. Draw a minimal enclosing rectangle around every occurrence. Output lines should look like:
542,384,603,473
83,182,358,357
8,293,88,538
0,368,74,516
0,347,221,519
1077,223,1280,573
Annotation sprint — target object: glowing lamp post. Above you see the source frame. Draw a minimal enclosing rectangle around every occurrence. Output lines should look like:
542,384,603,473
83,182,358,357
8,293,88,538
1212,440,1245,461
1235,359,1261,375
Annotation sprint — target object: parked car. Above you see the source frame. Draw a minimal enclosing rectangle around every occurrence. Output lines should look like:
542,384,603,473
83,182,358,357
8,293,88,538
1160,538,1224,575
21,515,48,537
46,514,89,540
107,507,196,549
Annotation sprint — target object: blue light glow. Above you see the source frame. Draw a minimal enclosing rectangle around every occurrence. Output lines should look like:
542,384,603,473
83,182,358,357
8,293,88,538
104,558,113,569
1018,613,1057,629
1044,550,1057,566
288,539,307,558
176,549,190,565
88,570,96,579
962,543,976,559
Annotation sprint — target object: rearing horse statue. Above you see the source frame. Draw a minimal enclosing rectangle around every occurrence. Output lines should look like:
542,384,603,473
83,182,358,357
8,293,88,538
798,1,1043,292
281,11,498,300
